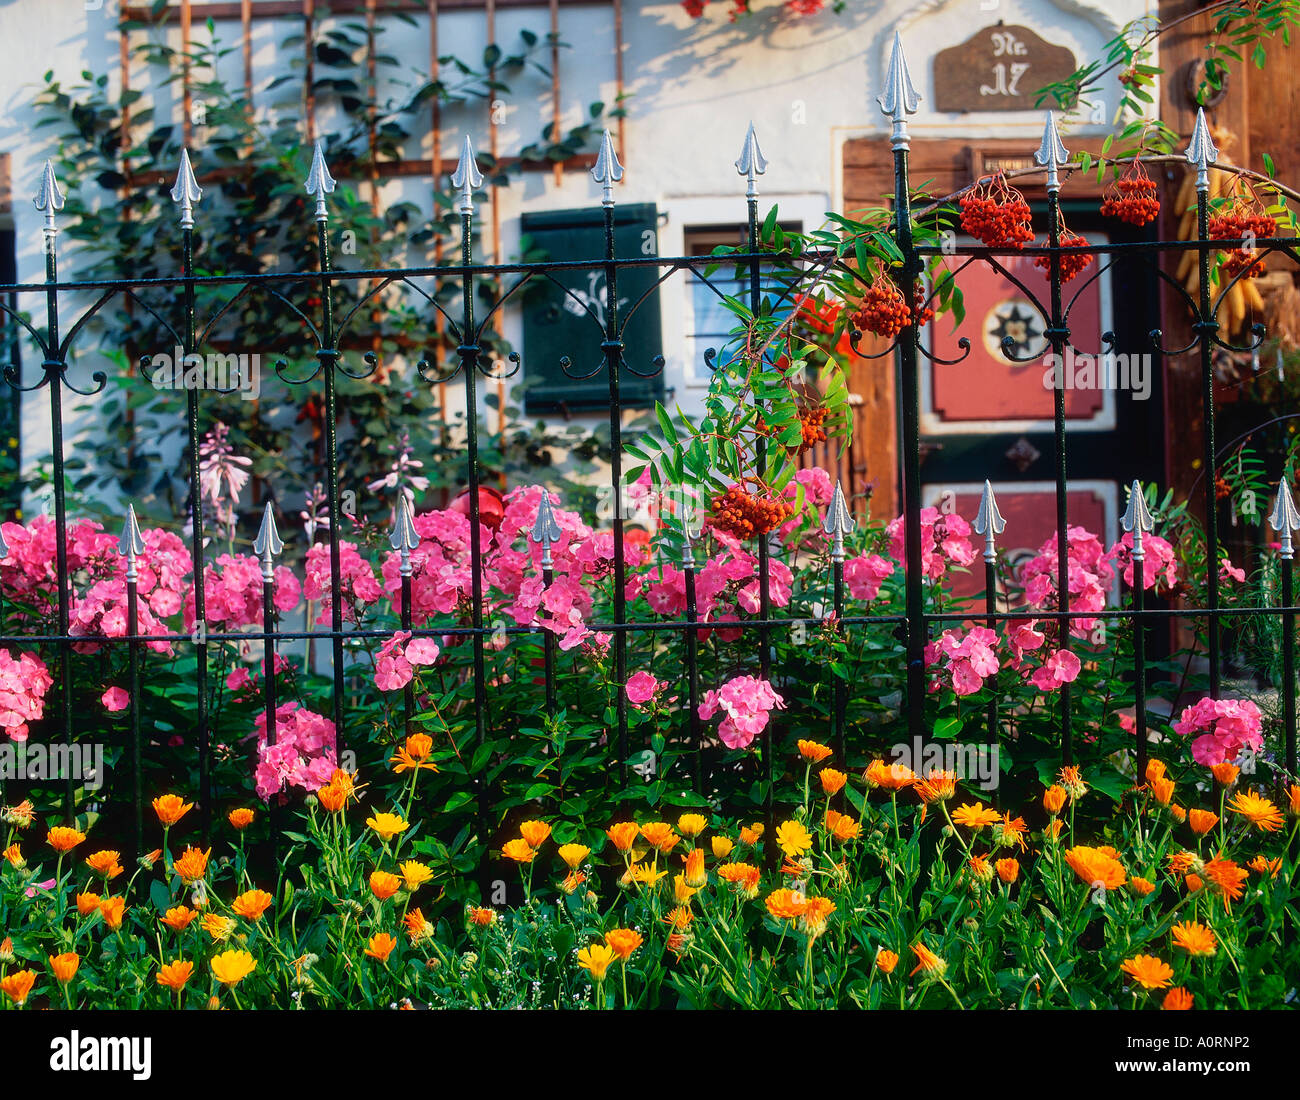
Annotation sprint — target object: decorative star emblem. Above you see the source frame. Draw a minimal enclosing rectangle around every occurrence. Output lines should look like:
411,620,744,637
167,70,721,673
988,302,1040,358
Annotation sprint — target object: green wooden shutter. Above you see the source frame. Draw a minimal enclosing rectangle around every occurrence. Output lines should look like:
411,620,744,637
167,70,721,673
519,203,664,415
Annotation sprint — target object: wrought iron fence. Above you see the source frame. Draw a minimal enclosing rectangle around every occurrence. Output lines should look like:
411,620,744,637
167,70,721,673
2,33,1299,873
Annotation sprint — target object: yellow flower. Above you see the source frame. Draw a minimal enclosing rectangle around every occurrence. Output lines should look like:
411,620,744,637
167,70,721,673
797,739,833,763
1227,790,1284,832
156,959,194,992
1120,953,1173,990
673,874,699,906
519,820,551,849
399,860,434,891
739,823,764,846
677,813,708,838
365,933,398,962
774,819,813,859
501,838,535,863
370,870,402,900
210,949,257,986
951,802,1000,830
366,813,410,841
46,826,86,853
49,952,79,984
1171,920,1217,957
557,843,591,870
201,913,237,942
231,889,274,920
625,862,669,888
711,836,735,859
577,943,617,982
152,794,193,827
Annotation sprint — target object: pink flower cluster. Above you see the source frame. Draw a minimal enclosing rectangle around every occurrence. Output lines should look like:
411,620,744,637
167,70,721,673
886,507,976,582
924,627,999,696
374,630,442,691
1173,696,1264,767
304,542,383,624
183,553,301,633
1020,526,1114,638
0,649,53,742
1104,532,1178,592
251,702,338,800
698,674,786,749
625,671,661,710
844,553,894,601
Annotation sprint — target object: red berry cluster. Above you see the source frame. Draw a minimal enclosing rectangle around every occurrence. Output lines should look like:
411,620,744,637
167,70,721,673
1033,230,1093,283
959,174,1034,249
798,407,828,454
1100,163,1160,226
850,280,934,339
710,485,795,539
1210,206,1276,279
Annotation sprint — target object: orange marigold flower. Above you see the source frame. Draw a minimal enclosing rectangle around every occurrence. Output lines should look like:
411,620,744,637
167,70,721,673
1169,804,1187,823
994,813,1028,851
1227,790,1284,832
717,861,761,898
606,821,640,852
1210,762,1239,786
824,808,862,843
765,888,809,921
160,905,197,932
1168,850,1200,875
1043,785,1067,815
210,949,257,986
370,870,401,900
1129,876,1156,897
663,905,694,931
665,932,689,957
75,892,102,917
2,843,22,869
1162,987,1194,1010
995,858,1019,884
99,896,127,931
227,807,255,830
519,820,551,849
1171,920,1217,957
365,932,398,962
639,821,679,853
152,794,193,827
1202,856,1248,907
1151,776,1175,806
876,948,899,975
1185,873,1204,893
317,784,348,813
677,813,708,838
562,870,586,895
501,838,535,863
711,836,735,859
0,969,36,1006
1145,758,1167,784
1188,809,1218,835
406,908,436,941
47,825,86,853
1248,855,1282,878
1120,953,1173,990
390,732,438,773
915,769,957,804
909,942,946,978
604,928,643,961
951,802,1000,830
1044,819,1064,841
968,854,993,882
1289,784,1300,816
798,739,833,763
819,768,848,796
2,800,35,828
173,846,210,883
156,959,193,992
739,822,765,845
84,850,123,879
800,896,836,938
49,952,79,984
1063,845,1127,890
1057,765,1087,799
231,889,274,920
865,758,917,790
683,847,707,888
201,913,236,941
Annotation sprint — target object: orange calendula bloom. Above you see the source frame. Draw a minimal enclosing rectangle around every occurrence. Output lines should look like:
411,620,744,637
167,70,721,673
824,809,862,843
1145,758,1167,784
1227,790,1284,832
797,739,833,763
1169,804,1187,823
0,969,36,1006
99,896,127,931
951,802,1001,830
677,813,708,838
1042,785,1067,816
557,843,591,870
75,892,102,917
1187,809,1218,835
1044,819,1064,841
201,913,237,942
501,838,535,864
663,905,694,931
683,847,707,888
1120,954,1174,990
231,889,275,920
365,932,398,962
1063,845,1127,890
909,942,946,978
1167,850,1200,875
1248,855,1282,878
390,732,438,774
141,848,162,869
1185,873,1204,893
604,928,643,962
819,768,848,796
1171,920,1217,957
774,820,813,859
84,850,123,879
1210,762,1239,786
800,896,836,938
519,820,551,849
671,872,700,906
1057,765,1087,800
765,888,809,921
152,794,193,827
1289,784,1300,816
1129,876,1156,897
47,826,86,853
1162,987,1194,1010
995,858,1019,884
156,959,194,992
210,949,257,986
406,908,436,942
876,949,899,975
227,808,255,830
366,813,410,841
915,769,957,804
577,943,617,981
994,814,1028,852
711,836,735,859
317,784,348,813
1202,856,1249,907
1151,776,1175,806
639,822,679,853
49,952,79,984
864,759,917,791
739,822,765,846
173,846,210,883
2,843,22,868
968,854,993,882
717,862,761,898
399,860,434,891
2,799,35,828
370,870,402,900
467,905,497,927
606,821,640,853
625,863,669,888
160,905,197,932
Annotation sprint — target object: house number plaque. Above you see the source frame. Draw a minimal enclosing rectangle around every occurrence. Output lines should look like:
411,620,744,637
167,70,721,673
933,25,1077,113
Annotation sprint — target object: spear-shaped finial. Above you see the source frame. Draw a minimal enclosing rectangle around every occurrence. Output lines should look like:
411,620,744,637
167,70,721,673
304,139,337,221
735,122,768,201
681,498,704,569
34,160,65,240
253,501,284,582
118,504,145,583
592,128,623,207
170,148,203,231
451,134,483,216
1269,479,1300,560
1034,111,1070,194
1185,106,1219,193
389,494,420,577
822,481,856,563
877,31,920,151
1120,479,1155,561
531,489,562,570
972,480,1006,565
